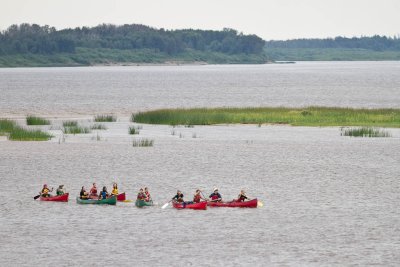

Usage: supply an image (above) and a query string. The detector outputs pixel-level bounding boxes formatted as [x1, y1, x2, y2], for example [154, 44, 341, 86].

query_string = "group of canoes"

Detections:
[36, 184, 260, 209]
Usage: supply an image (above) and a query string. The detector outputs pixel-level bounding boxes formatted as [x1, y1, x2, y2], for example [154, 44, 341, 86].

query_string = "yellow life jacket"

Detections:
[112, 188, 118, 195]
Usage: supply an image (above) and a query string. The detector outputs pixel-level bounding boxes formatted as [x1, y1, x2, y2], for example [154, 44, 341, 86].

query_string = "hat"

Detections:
[214, 188, 218, 191]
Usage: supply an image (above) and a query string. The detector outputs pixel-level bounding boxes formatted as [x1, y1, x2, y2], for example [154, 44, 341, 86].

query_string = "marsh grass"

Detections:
[0, 119, 16, 134]
[63, 121, 78, 127]
[91, 124, 107, 130]
[132, 138, 154, 147]
[63, 126, 91, 134]
[94, 114, 116, 122]
[132, 107, 400, 127]
[1, 119, 52, 140]
[26, 116, 50, 125]
[128, 126, 140, 135]
[340, 127, 391, 137]
[9, 127, 53, 141]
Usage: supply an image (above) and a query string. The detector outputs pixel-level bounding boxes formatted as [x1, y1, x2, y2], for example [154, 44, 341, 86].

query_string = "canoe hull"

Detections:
[40, 193, 69, 202]
[207, 198, 258, 208]
[76, 196, 117, 205]
[172, 201, 207, 210]
[135, 199, 153, 207]
[117, 192, 126, 201]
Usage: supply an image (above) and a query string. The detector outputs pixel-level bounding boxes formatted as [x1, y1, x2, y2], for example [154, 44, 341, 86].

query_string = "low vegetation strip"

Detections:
[26, 116, 50, 125]
[132, 107, 400, 127]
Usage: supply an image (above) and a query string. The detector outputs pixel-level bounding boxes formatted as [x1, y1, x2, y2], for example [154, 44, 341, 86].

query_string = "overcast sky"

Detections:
[1, 0, 399, 40]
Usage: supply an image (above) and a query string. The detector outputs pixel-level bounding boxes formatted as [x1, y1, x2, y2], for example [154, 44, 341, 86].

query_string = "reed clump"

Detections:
[26, 116, 50, 125]
[132, 107, 400, 127]
[340, 127, 391, 137]
[0, 119, 16, 134]
[1, 119, 52, 140]
[94, 114, 116, 122]
[63, 126, 91, 134]
[62, 121, 78, 127]
[128, 125, 141, 135]
[91, 124, 107, 130]
[132, 138, 154, 147]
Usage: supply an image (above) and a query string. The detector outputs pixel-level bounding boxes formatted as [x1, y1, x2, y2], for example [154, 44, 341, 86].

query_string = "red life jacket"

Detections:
[90, 187, 97, 195]
[211, 194, 219, 200]
[193, 194, 201, 203]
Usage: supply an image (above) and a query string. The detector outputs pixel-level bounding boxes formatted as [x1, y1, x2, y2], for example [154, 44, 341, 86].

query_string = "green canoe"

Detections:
[135, 199, 153, 207]
[76, 196, 117, 205]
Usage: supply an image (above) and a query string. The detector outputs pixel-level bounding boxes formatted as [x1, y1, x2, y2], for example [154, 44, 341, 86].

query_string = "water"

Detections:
[0, 62, 399, 266]
[1, 62, 400, 117]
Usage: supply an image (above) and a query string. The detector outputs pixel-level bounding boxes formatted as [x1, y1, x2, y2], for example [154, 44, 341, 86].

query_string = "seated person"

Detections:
[172, 190, 184, 203]
[111, 183, 118, 196]
[56, 185, 65, 196]
[193, 189, 207, 203]
[99, 186, 109, 200]
[237, 190, 249, 202]
[137, 188, 146, 200]
[89, 183, 98, 198]
[41, 184, 53, 198]
[144, 187, 151, 201]
[209, 188, 222, 202]
[80, 186, 89, 199]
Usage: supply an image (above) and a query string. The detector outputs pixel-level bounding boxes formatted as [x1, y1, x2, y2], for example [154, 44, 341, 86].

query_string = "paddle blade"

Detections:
[161, 202, 169, 209]
[33, 194, 41, 200]
[257, 201, 263, 207]
[123, 200, 133, 203]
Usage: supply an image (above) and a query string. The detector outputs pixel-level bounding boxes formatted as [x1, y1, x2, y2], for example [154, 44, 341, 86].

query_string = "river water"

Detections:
[0, 62, 399, 266]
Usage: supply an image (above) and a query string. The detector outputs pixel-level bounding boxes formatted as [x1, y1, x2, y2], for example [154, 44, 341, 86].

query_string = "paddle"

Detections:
[161, 200, 172, 209]
[33, 194, 41, 200]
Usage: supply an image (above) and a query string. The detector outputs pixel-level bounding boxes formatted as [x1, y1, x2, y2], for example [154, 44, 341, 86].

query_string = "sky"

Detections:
[1, 0, 400, 40]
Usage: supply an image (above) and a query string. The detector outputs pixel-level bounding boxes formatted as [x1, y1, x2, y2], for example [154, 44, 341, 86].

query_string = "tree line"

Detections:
[0, 23, 265, 56]
[266, 35, 400, 51]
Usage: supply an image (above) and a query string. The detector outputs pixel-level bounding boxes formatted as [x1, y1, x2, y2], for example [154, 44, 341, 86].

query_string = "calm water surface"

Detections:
[0, 62, 399, 266]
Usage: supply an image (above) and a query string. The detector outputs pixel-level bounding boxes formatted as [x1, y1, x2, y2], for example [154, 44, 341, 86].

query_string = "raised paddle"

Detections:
[161, 200, 172, 209]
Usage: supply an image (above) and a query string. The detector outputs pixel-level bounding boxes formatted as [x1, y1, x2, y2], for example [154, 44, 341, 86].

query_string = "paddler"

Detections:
[237, 189, 249, 202]
[89, 183, 98, 198]
[137, 188, 146, 200]
[56, 185, 65, 196]
[193, 189, 207, 203]
[98, 186, 109, 200]
[40, 184, 53, 198]
[144, 187, 151, 201]
[172, 190, 184, 203]
[80, 186, 89, 199]
[111, 183, 118, 196]
[209, 188, 222, 202]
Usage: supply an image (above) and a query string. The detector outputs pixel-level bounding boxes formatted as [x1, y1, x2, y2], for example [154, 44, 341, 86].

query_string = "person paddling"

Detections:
[193, 189, 207, 203]
[172, 190, 184, 203]
[137, 188, 146, 200]
[144, 187, 151, 201]
[111, 183, 118, 196]
[237, 190, 249, 202]
[89, 183, 98, 198]
[209, 188, 222, 202]
[99, 186, 109, 200]
[40, 184, 53, 198]
[80, 186, 89, 200]
[56, 185, 65, 196]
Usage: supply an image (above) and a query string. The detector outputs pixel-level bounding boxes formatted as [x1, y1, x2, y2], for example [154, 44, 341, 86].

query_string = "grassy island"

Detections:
[132, 107, 400, 127]
[0, 119, 53, 141]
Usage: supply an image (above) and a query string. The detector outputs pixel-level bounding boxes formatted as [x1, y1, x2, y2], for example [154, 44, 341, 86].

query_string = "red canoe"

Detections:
[117, 192, 126, 201]
[40, 193, 69, 202]
[172, 201, 207, 210]
[207, 198, 258, 208]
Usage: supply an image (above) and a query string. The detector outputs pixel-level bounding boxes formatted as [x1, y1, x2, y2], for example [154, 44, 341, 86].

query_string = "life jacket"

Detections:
[137, 192, 145, 200]
[210, 193, 220, 200]
[112, 188, 118, 195]
[193, 194, 201, 203]
[145, 192, 150, 200]
[90, 187, 97, 195]
[42, 188, 49, 194]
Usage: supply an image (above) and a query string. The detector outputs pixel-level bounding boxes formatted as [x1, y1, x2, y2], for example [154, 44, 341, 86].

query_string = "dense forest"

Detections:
[0, 23, 265, 56]
[266, 36, 400, 51]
